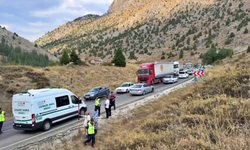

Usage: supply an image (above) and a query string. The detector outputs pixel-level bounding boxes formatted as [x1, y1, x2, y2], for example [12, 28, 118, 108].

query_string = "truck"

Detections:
[137, 61, 179, 85]
[12, 88, 87, 131]
[184, 62, 193, 75]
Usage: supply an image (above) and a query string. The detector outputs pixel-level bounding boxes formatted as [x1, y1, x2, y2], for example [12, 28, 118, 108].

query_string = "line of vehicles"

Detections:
[11, 61, 202, 132]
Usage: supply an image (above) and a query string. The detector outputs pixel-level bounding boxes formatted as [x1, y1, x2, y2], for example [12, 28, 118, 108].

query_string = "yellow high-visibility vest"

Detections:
[95, 98, 100, 106]
[0, 111, 5, 122]
[88, 122, 95, 134]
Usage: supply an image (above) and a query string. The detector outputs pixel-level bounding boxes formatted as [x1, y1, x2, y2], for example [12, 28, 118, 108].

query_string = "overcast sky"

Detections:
[0, 0, 113, 42]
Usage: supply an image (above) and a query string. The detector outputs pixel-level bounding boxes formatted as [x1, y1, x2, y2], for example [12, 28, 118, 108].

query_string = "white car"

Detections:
[179, 70, 189, 79]
[115, 82, 134, 93]
[163, 75, 178, 84]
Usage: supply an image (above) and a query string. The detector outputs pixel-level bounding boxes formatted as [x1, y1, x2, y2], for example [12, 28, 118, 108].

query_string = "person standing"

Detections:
[94, 97, 101, 117]
[105, 96, 110, 118]
[92, 111, 98, 134]
[194, 75, 198, 83]
[0, 107, 5, 134]
[84, 118, 95, 147]
[109, 91, 116, 110]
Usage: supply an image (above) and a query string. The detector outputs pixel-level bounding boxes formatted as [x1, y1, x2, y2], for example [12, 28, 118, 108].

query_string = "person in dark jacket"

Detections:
[109, 91, 116, 110]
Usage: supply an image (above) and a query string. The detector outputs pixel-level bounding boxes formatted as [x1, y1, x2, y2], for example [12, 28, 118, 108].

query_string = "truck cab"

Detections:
[137, 63, 157, 85]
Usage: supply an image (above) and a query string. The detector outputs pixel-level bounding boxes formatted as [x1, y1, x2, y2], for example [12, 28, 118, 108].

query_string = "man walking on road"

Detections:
[84, 118, 95, 147]
[94, 97, 101, 117]
[0, 107, 5, 134]
[105, 96, 110, 118]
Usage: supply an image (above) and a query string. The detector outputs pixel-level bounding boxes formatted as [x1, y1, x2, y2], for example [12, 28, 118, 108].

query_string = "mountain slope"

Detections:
[0, 27, 58, 62]
[35, 0, 250, 63]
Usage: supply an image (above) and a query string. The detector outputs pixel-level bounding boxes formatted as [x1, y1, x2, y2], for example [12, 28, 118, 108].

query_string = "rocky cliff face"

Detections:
[35, 0, 250, 64]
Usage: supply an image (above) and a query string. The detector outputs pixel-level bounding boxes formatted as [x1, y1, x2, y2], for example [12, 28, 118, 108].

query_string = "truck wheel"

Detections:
[42, 120, 52, 131]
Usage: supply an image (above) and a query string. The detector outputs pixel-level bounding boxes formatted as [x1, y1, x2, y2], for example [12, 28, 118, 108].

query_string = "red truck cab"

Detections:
[137, 63, 161, 85]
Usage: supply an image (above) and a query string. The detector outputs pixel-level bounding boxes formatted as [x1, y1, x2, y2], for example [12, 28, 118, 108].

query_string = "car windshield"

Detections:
[89, 88, 98, 92]
[120, 84, 130, 87]
[132, 85, 142, 88]
[137, 69, 149, 75]
[164, 75, 172, 78]
[179, 72, 185, 74]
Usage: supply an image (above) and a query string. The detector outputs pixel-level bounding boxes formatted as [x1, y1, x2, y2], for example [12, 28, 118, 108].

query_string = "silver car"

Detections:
[130, 83, 154, 95]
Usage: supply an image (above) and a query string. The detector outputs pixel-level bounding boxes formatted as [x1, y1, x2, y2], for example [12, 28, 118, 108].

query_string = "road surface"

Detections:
[0, 77, 192, 150]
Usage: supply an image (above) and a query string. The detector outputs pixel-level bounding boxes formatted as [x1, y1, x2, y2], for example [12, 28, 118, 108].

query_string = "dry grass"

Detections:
[0, 64, 138, 118]
[48, 53, 250, 150]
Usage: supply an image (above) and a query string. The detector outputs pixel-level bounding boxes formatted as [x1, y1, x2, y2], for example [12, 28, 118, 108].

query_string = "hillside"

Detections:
[0, 64, 138, 118]
[0, 26, 58, 64]
[44, 49, 250, 150]
[35, 0, 250, 63]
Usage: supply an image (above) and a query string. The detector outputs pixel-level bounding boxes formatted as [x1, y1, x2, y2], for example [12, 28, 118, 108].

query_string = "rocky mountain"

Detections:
[0, 26, 58, 62]
[35, 0, 250, 64]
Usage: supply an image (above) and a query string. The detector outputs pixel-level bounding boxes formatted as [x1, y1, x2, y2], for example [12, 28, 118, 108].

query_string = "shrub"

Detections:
[202, 48, 233, 64]
[161, 55, 165, 59]
[179, 49, 184, 59]
[48, 61, 60, 66]
[229, 32, 235, 38]
[247, 46, 250, 53]
[60, 50, 70, 65]
[225, 38, 233, 45]
[244, 28, 248, 34]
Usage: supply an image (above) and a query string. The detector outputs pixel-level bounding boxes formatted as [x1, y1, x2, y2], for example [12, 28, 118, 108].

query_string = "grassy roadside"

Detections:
[48, 54, 250, 149]
[0, 64, 138, 118]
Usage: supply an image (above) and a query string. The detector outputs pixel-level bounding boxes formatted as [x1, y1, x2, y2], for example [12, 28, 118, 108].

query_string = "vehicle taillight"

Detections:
[138, 89, 141, 91]
[31, 114, 36, 124]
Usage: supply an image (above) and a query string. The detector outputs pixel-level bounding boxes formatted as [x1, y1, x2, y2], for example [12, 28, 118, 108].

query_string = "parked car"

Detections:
[115, 82, 134, 93]
[130, 83, 154, 95]
[179, 70, 189, 79]
[84, 86, 110, 100]
[163, 75, 178, 84]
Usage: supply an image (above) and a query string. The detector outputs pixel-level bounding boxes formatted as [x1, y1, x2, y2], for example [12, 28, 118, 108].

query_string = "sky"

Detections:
[0, 0, 113, 42]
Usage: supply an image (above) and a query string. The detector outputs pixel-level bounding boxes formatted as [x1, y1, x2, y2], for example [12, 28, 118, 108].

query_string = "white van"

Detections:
[12, 88, 87, 131]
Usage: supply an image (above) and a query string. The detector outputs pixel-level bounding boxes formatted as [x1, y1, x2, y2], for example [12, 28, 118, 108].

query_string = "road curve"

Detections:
[0, 77, 193, 150]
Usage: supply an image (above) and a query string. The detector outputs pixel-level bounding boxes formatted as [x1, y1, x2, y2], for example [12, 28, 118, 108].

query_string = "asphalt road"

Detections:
[0, 77, 193, 150]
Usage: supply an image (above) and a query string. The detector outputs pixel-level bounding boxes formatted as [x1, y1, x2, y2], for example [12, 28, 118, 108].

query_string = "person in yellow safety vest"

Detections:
[84, 118, 95, 147]
[94, 97, 101, 117]
[0, 107, 5, 134]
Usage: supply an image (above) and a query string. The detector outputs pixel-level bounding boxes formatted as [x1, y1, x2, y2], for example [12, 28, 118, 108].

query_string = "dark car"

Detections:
[84, 86, 110, 100]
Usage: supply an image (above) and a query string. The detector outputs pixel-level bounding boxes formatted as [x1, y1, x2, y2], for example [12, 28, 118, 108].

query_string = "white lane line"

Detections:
[3, 129, 14, 132]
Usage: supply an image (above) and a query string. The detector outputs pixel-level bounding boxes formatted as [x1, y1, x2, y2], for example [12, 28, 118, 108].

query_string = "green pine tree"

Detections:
[60, 50, 70, 65]
[244, 28, 249, 34]
[179, 49, 184, 59]
[113, 47, 126, 67]
[70, 50, 82, 65]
